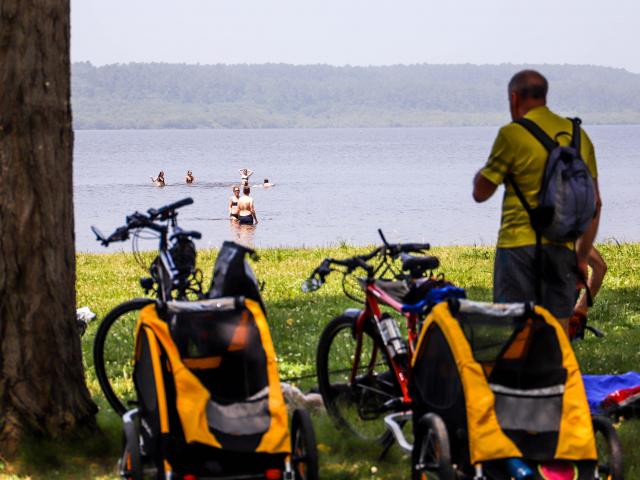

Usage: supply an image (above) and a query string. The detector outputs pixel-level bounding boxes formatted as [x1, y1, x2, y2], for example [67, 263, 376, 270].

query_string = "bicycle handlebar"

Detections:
[148, 197, 194, 220]
[301, 230, 434, 292]
[92, 197, 198, 247]
[378, 229, 430, 256]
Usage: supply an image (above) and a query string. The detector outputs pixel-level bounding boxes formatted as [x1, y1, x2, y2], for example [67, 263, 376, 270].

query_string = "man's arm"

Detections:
[473, 170, 499, 203]
[251, 201, 258, 224]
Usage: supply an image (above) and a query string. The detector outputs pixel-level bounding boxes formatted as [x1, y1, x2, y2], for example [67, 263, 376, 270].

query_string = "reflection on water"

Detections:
[230, 221, 257, 248]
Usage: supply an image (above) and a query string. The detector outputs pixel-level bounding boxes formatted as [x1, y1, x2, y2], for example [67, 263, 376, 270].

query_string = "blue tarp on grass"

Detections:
[582, 371, 640, 413]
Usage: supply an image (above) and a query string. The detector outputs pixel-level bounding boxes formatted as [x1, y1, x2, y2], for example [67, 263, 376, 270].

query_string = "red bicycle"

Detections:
[303, 231, 464, 442]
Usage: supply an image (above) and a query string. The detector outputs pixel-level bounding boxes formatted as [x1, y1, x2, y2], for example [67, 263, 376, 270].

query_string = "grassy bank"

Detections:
[3, 243, 640, 478]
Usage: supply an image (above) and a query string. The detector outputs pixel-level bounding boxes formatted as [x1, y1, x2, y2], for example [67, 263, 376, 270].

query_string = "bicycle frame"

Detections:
[351, 278, 421, 407]
[154, 247, 180, 302]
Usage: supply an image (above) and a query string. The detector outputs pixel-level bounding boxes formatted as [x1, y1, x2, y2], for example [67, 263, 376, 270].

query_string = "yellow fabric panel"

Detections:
[413, 303, 521, 464]
[142, 326, 170, 434]
[480, 106, 598, 248]
[245, 299, 292, 454]
[138, 305, 222, 448]
[534, 307, 597, 460]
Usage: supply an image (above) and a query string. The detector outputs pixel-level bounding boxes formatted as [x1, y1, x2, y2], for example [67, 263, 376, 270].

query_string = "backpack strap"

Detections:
[509, 117, 558, 304]
[570, 117, 582, 152]
[513, 118, 557, 152]
[506, 175, 532, 215]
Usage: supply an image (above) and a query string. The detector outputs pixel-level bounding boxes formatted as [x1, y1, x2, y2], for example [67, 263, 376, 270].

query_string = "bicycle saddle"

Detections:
[400, 254, 439, 277]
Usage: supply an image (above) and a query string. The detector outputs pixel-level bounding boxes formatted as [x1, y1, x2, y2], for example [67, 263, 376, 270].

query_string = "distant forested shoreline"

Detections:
[72, 62, 640, 129]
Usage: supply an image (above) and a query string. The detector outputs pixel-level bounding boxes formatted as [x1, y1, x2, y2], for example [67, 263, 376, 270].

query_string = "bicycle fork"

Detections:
[350, 310, 411, 407]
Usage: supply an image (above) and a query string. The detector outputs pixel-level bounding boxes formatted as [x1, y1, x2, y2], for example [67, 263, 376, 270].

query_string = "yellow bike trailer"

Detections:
[408, 300, 622, 480]
[120, 297, 317, 480]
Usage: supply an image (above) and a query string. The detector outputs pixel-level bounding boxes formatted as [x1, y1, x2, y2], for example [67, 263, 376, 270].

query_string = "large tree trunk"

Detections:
[0, 0, 97, 456]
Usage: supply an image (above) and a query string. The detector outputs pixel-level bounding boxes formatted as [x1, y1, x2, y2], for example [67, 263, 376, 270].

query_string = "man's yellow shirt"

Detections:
[481, 106, 598, 249]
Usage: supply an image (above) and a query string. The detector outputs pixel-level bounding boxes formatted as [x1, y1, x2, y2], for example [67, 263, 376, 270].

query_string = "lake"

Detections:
[75, 126, 640, 253]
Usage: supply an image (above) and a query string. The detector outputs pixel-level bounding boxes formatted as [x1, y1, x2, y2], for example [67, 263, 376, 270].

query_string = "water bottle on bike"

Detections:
[378, 313, 408, 359]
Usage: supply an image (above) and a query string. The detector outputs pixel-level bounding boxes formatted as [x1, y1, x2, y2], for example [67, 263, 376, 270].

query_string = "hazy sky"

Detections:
[71, 0, 640, 72]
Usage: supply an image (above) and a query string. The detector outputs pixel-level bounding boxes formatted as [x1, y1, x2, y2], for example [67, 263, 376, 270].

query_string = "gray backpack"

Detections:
[508, 117, 596, 243]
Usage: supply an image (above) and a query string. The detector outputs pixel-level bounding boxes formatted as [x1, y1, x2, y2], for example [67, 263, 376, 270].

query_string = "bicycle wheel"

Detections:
[94, 298, 155, 416]
[291, 408, 319, 480]
[592, 415, 623, 480]
[316, 314, 399, 442]
[412, 413, 454, 480]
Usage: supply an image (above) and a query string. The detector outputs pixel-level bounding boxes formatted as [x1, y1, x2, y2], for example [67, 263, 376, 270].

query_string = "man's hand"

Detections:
[473, 171, 498, 203]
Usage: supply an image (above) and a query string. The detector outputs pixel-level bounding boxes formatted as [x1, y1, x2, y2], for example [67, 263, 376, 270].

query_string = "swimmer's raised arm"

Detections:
[239, 168, 254, 178]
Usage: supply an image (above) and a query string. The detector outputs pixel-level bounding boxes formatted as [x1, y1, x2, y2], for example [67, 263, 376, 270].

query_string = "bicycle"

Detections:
[91, 197, 204, 415]
[303, 230, 464, 443]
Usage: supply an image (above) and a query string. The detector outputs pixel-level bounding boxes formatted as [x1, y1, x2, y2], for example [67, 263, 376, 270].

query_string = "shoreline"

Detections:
[73, 122, 640, 132]
[75, 239, 638, 256]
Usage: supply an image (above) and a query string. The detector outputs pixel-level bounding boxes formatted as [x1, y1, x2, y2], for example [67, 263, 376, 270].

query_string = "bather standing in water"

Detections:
[228, 185, 241, 220]
[185, 170, 194, 184]
[239, 168, 254, 184]
[151, 170, 165, 187]
[237, 186, 258, 225]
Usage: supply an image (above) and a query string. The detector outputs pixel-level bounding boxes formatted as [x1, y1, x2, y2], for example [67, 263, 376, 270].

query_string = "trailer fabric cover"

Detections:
[413, 301, 596, 464]
[136, 299, 291, 454]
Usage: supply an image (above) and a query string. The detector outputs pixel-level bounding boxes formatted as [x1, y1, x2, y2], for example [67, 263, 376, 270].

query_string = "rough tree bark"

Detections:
[0, 0, 97, 456]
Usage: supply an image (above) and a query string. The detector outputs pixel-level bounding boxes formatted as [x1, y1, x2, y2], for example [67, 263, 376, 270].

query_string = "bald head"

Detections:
[508, 70, 548, 120]
[508, 70, 548, 101]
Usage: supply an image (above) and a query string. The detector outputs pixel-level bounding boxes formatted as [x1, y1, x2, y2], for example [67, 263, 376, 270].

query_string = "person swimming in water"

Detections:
[151, 170, 165, 187]
[237, 186, 258, 225]
[254, 178, 274, 188]
[239, 168, 254, 183]
[228, 185, 241, 220]
[185, 170, 194, 184]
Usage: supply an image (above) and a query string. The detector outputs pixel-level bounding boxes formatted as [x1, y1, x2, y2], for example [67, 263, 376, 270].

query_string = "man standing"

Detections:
[472, 70, 601, 332]
[238, 186, 259, 225]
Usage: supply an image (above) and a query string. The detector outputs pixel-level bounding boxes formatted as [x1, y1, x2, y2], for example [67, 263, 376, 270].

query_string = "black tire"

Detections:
[593, 415, 624, 480]
[291, 408, 319, 480]
[412, 413, 455, 480]
[93, 298, 155, 415]
[316, 314, 398, 442]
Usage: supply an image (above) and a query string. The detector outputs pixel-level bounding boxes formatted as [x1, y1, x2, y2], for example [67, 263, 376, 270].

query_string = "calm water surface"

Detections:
[74, 126, 640, 253]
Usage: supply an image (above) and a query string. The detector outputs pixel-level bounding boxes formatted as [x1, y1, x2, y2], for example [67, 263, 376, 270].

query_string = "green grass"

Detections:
[2, 242, 640, 479]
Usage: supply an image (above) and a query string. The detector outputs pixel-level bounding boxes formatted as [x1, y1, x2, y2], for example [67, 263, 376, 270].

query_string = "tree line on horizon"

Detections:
[72, 62, 640, 129]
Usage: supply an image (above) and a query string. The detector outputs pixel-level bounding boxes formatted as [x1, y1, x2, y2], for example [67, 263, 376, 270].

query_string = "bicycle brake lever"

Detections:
[91, 226, 109, 246]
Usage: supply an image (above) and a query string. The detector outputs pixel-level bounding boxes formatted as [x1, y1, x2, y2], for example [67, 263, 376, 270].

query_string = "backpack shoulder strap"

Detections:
[505, 175, 532, 215]
[513, 118, 557, 152]
[570, 117, 582, 152]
